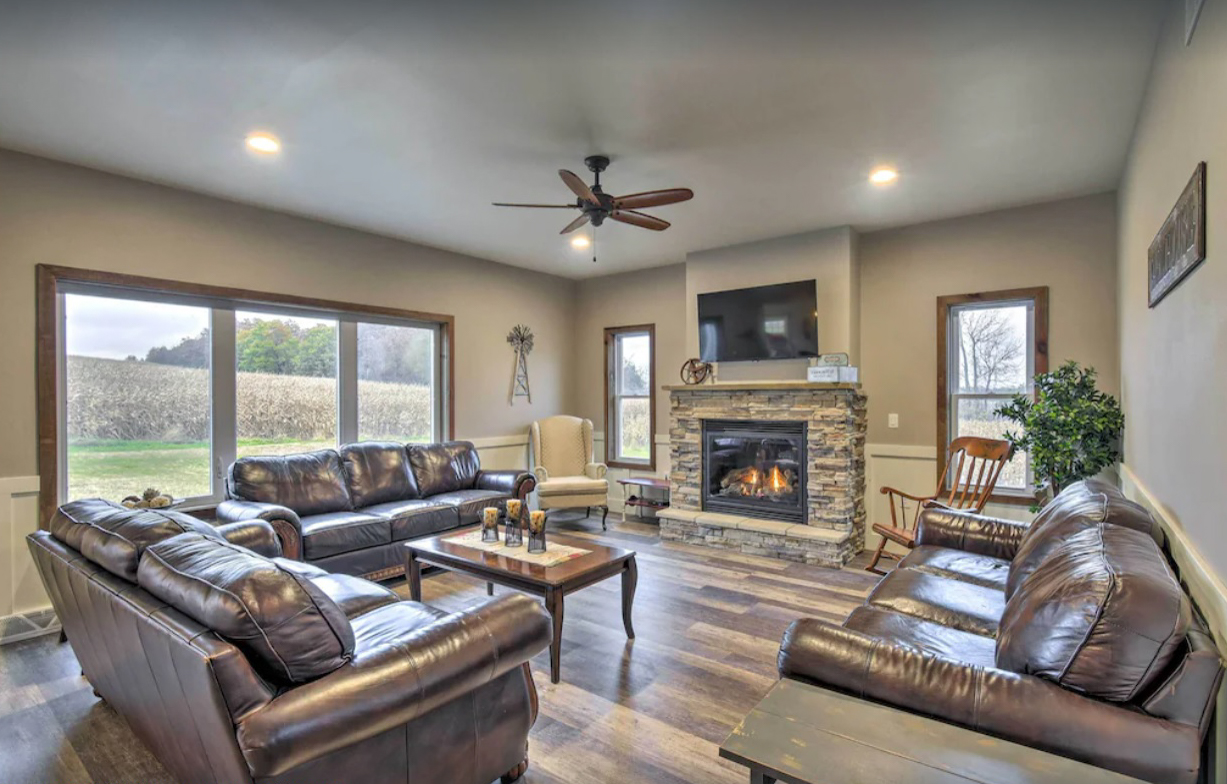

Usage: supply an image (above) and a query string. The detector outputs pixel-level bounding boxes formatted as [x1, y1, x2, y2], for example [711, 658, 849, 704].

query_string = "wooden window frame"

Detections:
[36, 264, 455, 526]
[936, 287, 1048, 505]
[604, 324, 657, 471]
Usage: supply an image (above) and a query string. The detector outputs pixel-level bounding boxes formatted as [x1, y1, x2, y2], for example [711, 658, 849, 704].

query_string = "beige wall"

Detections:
[859, 193, 1119, 445]
[0, 149, 577, 480]
[573, 263, 687, 438]
[685, 226, 859, 381]
[1118, 0, 1227, 583]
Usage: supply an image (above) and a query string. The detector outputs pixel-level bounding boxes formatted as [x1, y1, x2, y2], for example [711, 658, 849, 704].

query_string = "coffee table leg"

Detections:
[487, 582, 494, 596]
[750, 770, 776, 784]
[407, 551, 422, 602]
[622, 556, 637, 639]
[546, 588, 564, 684]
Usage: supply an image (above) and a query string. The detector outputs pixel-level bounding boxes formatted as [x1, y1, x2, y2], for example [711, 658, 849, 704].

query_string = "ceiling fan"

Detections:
[493, 155, 694, 235]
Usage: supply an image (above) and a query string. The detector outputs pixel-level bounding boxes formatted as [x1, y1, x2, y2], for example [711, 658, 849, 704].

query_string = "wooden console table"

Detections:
[720, 679, 1145, 784]
[616, 476, 670, 522]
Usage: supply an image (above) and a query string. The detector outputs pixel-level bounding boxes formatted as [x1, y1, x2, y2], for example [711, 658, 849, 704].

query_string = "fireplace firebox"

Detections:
[702, 419, 807, 523]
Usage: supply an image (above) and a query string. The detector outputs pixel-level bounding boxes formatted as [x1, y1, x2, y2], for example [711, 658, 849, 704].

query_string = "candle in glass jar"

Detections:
[482, 507, 499, 530]
[505, 499, 523, 524]
[529, 510, 546, 534]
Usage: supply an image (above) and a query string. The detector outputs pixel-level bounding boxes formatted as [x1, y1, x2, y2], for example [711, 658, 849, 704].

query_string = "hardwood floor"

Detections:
[0, 514, 879, 784]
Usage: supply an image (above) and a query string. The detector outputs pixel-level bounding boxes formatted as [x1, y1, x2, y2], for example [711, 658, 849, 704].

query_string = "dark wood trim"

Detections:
[36, 263, 456, 527]
[935, 286, 1048, 490]
[603, 324, 657, 472]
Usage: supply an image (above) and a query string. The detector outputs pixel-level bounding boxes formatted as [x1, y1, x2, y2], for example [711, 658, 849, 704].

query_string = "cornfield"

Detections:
[67, 356, 432, 442]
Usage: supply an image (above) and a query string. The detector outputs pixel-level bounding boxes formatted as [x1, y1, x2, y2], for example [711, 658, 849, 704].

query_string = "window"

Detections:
[937, 287, 1048, 496]
[357, 322, 438, 443]
[42, 266, 453, 517]
[605, 325, 655, 470]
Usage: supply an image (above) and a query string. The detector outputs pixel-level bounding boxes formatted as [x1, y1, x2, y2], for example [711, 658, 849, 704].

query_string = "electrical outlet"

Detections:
[888, 413, 899, 429]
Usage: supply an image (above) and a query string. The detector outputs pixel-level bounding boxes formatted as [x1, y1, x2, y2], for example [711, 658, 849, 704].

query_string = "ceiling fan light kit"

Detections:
[493, 155, 693, 263]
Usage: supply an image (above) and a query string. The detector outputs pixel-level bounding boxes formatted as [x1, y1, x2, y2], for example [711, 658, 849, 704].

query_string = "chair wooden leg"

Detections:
[500, 756, 529, 783]
[585, 506, 591, 518]
[601, 506, 609, 530]
[866, 536, 890, 575]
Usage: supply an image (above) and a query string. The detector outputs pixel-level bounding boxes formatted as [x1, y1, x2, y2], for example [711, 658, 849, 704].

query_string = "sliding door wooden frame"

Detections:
[36, 264, 456, 527]
[604, 324, 657, 472]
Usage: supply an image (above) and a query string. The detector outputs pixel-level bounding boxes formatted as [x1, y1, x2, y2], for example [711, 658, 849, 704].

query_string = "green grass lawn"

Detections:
[67, 438, 335, 502]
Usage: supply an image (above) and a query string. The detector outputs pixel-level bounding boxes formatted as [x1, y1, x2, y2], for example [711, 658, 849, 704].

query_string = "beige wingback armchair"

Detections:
[529, 416, 610, 529]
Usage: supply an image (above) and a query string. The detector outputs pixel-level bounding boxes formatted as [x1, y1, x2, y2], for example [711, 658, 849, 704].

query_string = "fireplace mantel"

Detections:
[661, 383, 867, 567]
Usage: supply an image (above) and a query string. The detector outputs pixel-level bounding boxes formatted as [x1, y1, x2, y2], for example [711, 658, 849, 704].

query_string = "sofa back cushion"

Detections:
[229, 450, 353, 516]
[49, 499, 224, 582]
[409, 441, 481, 497]
[997, 524, 1190, 702]
[340, 441, 419, 507]
[139, 533, 354, 684]
[1006, 480, 1163, 598]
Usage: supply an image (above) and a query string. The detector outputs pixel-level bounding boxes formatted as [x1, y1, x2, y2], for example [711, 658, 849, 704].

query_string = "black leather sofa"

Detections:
[217, 440, 535, 580]
[779, 480, 1224, 784]
[28, 499, 551, 784]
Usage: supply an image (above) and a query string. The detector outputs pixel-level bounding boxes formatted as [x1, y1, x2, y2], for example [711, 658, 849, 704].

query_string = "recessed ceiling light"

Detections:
[869, 166, 898, 185]
[245, 132, 281, 154]
[571, 235, 591, 249]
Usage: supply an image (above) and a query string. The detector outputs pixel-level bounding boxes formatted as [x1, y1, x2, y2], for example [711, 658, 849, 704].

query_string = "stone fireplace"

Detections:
[658, 381, 867, 567]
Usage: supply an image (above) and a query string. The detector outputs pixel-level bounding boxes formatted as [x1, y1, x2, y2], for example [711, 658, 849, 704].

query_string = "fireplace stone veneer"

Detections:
[659, 382, 867, 568]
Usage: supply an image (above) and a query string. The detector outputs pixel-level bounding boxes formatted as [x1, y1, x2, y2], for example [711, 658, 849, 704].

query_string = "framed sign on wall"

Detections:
[1148, 162, 1207, 308]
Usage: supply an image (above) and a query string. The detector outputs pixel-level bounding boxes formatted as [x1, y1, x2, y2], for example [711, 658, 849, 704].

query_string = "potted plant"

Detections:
[997, 360, 1124, 509]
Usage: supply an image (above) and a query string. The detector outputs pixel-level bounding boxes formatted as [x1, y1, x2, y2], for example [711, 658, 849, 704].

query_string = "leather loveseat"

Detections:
[217, 440, 535, 580]
[779, 480, 1224, 784]
[28, 499, 552, 784]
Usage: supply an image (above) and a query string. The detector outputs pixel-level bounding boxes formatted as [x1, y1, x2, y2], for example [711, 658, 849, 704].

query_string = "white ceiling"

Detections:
[0, 0, 1166, 278]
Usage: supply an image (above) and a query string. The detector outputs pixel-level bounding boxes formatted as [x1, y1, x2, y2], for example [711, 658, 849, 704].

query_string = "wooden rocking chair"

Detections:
[865, 436, 1014, 575]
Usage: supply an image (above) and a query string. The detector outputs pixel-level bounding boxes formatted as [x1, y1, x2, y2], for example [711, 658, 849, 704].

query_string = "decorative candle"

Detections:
[505, 499, 523, 526]
[529, 510, 546, 534]
[481, 507, 500, 542]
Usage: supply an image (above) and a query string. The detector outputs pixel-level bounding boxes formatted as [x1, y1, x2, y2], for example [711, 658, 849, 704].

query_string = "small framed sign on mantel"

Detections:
[1148, 162, 1207, 308]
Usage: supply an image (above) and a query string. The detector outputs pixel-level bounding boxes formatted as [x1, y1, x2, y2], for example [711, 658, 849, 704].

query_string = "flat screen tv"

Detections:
[698, 279, 818, 362]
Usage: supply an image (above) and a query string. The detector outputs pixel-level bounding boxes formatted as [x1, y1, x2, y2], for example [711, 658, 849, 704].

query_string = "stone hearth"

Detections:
[658, 381, 867, 567]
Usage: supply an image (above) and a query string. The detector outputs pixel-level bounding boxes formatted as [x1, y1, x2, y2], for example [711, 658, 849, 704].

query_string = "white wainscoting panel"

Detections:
[468, 434, 531, 472]
[1, 476, 53, 643]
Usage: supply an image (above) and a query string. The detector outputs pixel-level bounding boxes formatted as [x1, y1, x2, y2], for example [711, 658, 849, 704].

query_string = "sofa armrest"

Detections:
[914, 506, 1029, 560]
[474, 469, 535, 499]
[214, 519, 283, 558]
[235, 594, 551, 777]
[216, 500, 303, 561]
[584, 462, 608, 480]
[778, 618, 1201, 784]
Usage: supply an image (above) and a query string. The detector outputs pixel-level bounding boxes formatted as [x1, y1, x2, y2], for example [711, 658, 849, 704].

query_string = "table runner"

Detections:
[442, 530, 590, 567]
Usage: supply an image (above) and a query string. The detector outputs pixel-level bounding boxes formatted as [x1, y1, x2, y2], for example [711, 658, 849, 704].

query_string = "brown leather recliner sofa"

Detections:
[779, 480, 1224, 784]
[217, 440, 535, 580]
[28, 499, 551, 784]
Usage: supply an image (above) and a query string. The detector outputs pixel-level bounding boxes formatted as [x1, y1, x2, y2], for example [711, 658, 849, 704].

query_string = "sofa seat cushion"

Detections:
[899, 545, 1011, 591]
[430, 489, 512, 524]
[997, 524, 1191, 702]
[363, 499, 460, 541]
[867, 568, 1005, 638]
[536, 476, 609, 497]
[340, 442, 419, 508]
[138, 533, 354, 684]
[230, 450, 354, 517]
[843, 606, 997, 668]
[305, 573, 401, 619]
[409, 441, 481, 497]
[48, 498, 226, 581]
[301, 512, 391, 560]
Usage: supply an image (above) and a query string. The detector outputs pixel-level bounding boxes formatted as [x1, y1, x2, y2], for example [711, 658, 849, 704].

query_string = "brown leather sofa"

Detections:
[779, 480, 1223, 784]
[217, 440, 535, 580]
[29, 499, 551, 784]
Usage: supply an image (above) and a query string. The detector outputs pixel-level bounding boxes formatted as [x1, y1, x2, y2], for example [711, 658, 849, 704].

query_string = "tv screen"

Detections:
[698, 280, 818, 362]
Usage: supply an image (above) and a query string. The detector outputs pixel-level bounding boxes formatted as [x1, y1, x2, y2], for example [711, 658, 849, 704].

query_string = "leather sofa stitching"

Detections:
[1057, 525, 1114, 684]
[859, 638, 881, 698]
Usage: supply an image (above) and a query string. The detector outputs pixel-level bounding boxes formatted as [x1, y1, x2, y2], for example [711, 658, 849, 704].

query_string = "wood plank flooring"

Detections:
[0, 515, 879, 784]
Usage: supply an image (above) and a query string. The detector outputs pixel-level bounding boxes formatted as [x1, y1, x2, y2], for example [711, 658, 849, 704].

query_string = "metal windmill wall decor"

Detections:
[507, 324, 534, 404]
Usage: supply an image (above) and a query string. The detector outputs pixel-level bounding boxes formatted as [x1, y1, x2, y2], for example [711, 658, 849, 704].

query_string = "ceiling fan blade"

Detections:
[559, 169, 599, 204]
[612, 188, 694, 210]
[492, 202, 578, 208]
[610, 210, 670, 231]
[560, 213, 592, 234]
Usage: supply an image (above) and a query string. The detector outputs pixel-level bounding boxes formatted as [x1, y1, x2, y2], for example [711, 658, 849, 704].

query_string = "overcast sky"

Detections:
[65, 294, 333, 359]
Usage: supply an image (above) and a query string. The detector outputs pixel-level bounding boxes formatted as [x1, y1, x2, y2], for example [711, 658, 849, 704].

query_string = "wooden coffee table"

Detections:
[404, 526, 637, 684]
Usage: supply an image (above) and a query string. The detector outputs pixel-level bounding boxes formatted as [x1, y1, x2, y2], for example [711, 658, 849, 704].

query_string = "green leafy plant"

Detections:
[996, 360, 1124, 505]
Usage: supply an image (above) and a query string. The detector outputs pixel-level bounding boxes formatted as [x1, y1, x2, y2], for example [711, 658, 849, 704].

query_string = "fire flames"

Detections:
[719, 463, 796, 499]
